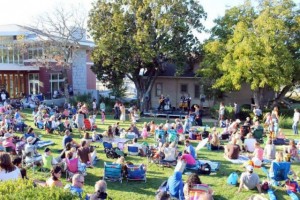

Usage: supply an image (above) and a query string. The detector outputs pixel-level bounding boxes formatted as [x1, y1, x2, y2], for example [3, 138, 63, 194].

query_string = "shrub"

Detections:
[0, 179, 80, 200]
[278, 116, 293, 129]
[70, 93, 93, 108]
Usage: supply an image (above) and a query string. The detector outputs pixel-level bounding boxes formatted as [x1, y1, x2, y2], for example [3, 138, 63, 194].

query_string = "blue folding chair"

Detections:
[126, 164, 146, 182]
[128, 146, 139, 156]
[103, 142, 113, 149]
[103, 162, 122, 183]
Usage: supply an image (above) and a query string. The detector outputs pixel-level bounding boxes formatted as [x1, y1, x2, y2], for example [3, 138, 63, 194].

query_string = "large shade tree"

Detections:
[199, 0, 300, 108]
[88, 0, 206, 110]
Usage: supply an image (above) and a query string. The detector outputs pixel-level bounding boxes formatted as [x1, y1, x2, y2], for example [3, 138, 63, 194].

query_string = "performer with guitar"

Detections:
[158, 94, 165, 111]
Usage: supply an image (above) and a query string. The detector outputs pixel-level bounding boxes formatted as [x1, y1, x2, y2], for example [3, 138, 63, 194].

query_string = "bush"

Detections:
[70, 93, 93, 108]
[279, 116, 293, 129]
[0, 179, 80, 200]
[209, 105, 251, 120]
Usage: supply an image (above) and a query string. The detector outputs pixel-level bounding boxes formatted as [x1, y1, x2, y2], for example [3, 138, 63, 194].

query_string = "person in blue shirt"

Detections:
[62, 130, 78, 149]
[184, 140, 197, 159]
[65, 174, 87, 199]
[166, 171, 184, 200]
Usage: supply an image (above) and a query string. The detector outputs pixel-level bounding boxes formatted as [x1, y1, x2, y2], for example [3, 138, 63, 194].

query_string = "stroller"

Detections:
[103, 142, 125, 159]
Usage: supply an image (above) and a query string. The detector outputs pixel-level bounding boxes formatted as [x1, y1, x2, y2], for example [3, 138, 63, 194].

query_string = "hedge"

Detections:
[0, 179, 80, 200]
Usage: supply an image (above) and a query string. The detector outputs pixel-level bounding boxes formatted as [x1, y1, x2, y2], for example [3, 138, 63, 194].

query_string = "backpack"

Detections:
[198, 163, 211, 175]
[261, 181, 269, 191]
[227, 172, 239, 185]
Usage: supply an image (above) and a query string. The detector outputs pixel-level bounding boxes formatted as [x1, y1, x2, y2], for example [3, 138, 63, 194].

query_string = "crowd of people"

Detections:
[0, 97, 300, 200]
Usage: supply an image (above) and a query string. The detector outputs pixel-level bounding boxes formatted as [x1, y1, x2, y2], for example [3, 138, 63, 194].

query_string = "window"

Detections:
[194, 84, 200, 98]
[50, 73, 65, 96]
[28, 73, 39, 95]
[156, 83, 163, 96]
[180, 84, 188, 93]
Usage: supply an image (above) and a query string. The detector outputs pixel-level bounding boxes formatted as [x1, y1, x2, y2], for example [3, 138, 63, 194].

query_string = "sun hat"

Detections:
[27, 136, 36, 144]
[3, 132, 13, 139]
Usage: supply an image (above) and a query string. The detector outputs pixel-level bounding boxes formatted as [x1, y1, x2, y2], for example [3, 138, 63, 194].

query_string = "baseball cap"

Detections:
[246, 165, 254, 172]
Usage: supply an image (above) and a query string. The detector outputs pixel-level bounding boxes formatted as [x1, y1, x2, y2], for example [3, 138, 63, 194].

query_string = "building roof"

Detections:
[0, 24, 94, 48]
[157, 63, 196, 77]
[0, 64, 39, 71]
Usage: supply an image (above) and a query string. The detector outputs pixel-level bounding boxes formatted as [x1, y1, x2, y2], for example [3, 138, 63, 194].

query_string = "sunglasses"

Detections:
[78, 180, 84, 184]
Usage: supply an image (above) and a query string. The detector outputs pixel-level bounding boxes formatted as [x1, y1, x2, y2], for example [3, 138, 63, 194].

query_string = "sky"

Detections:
[0, 0, 299, 41]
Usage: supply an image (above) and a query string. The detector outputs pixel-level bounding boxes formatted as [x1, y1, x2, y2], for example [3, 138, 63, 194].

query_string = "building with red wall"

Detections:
[0, 24, 95, 99]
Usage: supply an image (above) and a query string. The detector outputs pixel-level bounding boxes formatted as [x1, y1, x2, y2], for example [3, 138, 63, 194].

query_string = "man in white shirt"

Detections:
[292, 109, 300, 135]
[253, 106, 262, 118]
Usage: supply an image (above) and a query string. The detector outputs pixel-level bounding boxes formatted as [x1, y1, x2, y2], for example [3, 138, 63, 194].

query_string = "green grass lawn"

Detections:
[16, 109, 300, 200]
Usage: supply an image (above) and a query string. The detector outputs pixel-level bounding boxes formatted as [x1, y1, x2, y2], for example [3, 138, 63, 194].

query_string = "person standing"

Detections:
[158, 94, 165, 111]
[292, 109, 300, 135]
[219, 102, 225, 121]
[92, 99, 97, 114]
[119, 103, 126, 122]
[234, 103, 240, 120]
[113, 101, 120, 119]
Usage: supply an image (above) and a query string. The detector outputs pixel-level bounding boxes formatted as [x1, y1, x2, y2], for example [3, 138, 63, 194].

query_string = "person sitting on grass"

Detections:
[244, 133, 256, 153]
[263, 139, 276, 160]
[44, 147, 62, 167]
[64, 174, 86, 199]
[224, 138, 240, 159]
[285, 139, 299, 162]
[183, 173, 214, 200]
[46, 166, 63, 188]
[62, 130, 79, 149]
[128, 138, 145, 156]
[166, 171, 184, 200]
[12, 157, 27, 179]
[181, 151, 197, 168]
[184, 140, 196, 159]
[77, 140, 94, 168]
[90, 180, 109, 200]
[0, 153, 21, 181]
[238, 165, 262, 194]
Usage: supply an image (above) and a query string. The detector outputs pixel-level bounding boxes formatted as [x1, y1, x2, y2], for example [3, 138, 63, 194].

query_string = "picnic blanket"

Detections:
[198, 160, 220, 172]
[102, 137, 129, 144]
[196, 138, 209, 151]
[36, 141, 54, 148]
[225, 155, 249, 164]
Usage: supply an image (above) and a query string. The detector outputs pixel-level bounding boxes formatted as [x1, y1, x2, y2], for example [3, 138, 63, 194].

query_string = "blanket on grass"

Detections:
[225, 155, 249, 164]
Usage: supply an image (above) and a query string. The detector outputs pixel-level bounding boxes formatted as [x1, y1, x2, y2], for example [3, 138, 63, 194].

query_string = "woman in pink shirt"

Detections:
[2, 133, 16, 151]
[181, 153, 196, 168]
[253, 142, 264, 161]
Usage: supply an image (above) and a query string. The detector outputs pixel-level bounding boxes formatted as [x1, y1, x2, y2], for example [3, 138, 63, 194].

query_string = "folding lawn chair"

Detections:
[128, 146, 139, 156]
[103, 162, 122, 183]
[65, 158, 86, 179]
[262, 162, 291, 186]
[253, 128, 264, 143]
[126, 164, 146, 182]
[84, 119, 92, 131]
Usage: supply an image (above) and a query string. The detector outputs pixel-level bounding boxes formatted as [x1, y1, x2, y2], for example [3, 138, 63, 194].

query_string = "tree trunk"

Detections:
[272, 85, 293, 104]
[253, 88, 264, 108]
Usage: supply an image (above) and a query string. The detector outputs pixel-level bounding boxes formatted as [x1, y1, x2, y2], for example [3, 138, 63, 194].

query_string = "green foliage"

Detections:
[0, 179, 79, 200]
[70, 93, 93, 107]
[199, 0, 300, 106]
[279, 115, 293, 129]
[88, 0, 207, 108]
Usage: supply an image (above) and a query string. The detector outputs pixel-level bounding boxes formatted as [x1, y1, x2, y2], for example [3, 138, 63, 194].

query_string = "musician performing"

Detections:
[158, 94, 166, 111]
